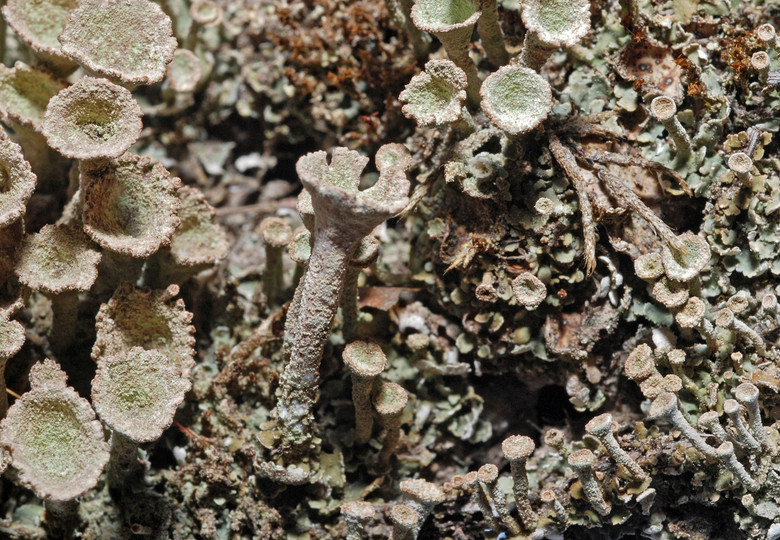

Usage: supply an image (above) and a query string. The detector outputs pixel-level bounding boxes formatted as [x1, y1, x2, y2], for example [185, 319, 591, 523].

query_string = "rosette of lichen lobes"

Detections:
[480, 65, 552, 136]
[92, 347, 190, 443]
[42, 76, 142, 160]
[0, 359, 110, 501]
[1, 0, 80, 73]
[81, 153, 181, 258]
[0, 63, 68, 131]
[58, 0, 177, 86]
[14, 224, 101, 295]
[92, 283, 196, 377]
[0, 134, 37, 227]
[399, 59, 467, 127]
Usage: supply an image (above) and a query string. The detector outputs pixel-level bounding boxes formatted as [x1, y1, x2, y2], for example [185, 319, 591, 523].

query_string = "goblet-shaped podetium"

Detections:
[0, 63, 68, 190]
[145, 185, 229, 288]
[518, 0, 591, 71]
[277, 145, 410, 457]
[0, 359, 109, 537]
[92, 347, 190, 491]
[15, 224, 101, 352]
[92, 283, 196, 378]
[411, 0, 482, 104]
[0, 131, 36, 228]
[399, 59, 473, 134]
[0, 312, 25, 417]
[2, 0, 81, 75]
[81, 153, 181, 287]
[59, 0, 177, 87]
[480, 65, 553, 137]
[42, 77, 143, 161]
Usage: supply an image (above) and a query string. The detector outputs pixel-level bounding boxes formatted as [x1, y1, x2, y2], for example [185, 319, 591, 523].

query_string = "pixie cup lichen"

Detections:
[277, 145, 410, 457]
[410, 0, 482, 103]
[0, 359, 109, 535]
[518, 0, 591, 71]
[2, 0, 80, 75]
[14, 223, 101, 351]
[0, 134, 36, 227]
[480, 65, 552, 136]
[92, 346, 190, 490]
[42, 77, 143, 160]
[399, 59, 471, 131]
[59, 0, 177, 86]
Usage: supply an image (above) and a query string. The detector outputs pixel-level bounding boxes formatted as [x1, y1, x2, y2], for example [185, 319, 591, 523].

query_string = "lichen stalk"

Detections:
[277, 228, 355, 456]
[341, 266, 362, 343]
[49, 290, 78, 353]
[477, 0, 508, 66]
[107, 430, 141, 491]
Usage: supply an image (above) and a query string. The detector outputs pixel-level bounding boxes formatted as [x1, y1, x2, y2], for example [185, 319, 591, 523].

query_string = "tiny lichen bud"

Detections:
[716, 442, 759, 491]
[541, 489, 568, 523]
[650, 96, 692, 159]
[723, 398, 761, 453]
[698, 411, 730, 443]
[544, 427, 569, 457]
[42, 77, 143, 160]
[675, 296, 706, 328]
[390, 503, 419, 540]
[751, 52, 770, 80]
[756, 24, 777, 50]
[652, 278, 689, 309]
[567, 449, 611, 516]
[634, 252, 665, 281]
[661, 233, 711, 282]
[728, 152, 753, 184]
[400, 478, 446, 527]
[715, 308, 767, 357]
[624, 344, 656, 382]
[260, 216, 292, 305]
[480, 65, 552, 136]
[343, 340, 387, 445]
[399, 59, 469, 128]
[512, 271, 547, 309]
[477, 463, 521, 535]
[410, 0, 482, 103]
[734, 383, 767, 449]
[502, 434, 538, 529]
[518, 0, 591, 70]
[727, 293, 750, 315]
[341, 501, 375, 540]
[639, 373, 665, 399]
[650, 392, 717, 458]
[585, 413, 647, 481]
[374, 382, 408, 466]
[59, 0, 178, 86]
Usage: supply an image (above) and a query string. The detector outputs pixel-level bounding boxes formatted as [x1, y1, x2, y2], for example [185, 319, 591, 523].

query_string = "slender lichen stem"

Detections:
[277, 228, 356, 456]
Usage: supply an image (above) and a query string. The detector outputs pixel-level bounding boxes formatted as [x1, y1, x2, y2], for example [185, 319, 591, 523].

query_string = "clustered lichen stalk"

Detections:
[276, 146, 410, 458]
